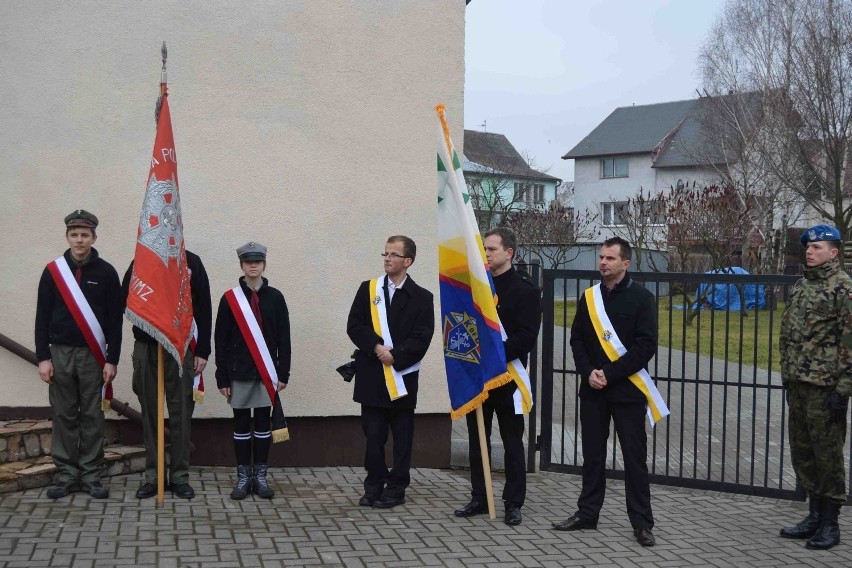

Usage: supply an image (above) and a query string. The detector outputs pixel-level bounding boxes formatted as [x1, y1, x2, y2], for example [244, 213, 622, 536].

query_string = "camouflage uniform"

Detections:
[779, 257, 852, 505]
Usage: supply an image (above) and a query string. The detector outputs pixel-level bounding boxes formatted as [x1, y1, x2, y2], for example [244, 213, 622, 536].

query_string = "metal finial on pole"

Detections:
[160, 41, 168, 92]
[155, 42, 168, 124]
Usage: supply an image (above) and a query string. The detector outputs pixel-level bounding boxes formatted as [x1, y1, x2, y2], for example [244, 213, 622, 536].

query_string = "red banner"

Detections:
[125, 92, 193, 371]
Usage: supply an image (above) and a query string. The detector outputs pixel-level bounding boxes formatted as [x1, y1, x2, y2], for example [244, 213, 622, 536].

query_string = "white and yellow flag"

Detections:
[436, 104, 533, 419]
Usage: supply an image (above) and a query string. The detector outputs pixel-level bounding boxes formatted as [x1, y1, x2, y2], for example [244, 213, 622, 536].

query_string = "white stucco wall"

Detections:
[0, 1, 465, 417]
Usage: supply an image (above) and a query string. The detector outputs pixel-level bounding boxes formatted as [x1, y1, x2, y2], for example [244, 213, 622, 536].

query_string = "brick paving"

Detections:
[1, 466, 851, 567]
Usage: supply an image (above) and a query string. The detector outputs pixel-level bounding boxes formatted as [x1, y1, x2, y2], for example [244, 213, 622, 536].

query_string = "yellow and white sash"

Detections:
[369, 276, 420, 400]
[584, 285, 669, 426]
[498, 321, 533, 415]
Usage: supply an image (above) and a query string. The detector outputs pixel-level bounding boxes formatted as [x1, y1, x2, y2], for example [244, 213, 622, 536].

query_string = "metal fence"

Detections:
[540, 269, 852, 501]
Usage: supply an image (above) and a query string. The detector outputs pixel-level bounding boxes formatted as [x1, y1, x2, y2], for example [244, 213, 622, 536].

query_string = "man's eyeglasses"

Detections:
[381, 253, 409, 260]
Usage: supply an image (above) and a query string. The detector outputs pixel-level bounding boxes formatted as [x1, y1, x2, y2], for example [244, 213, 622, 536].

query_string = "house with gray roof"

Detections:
[463, 129, 561, 231]
[563, 97, 730, 242]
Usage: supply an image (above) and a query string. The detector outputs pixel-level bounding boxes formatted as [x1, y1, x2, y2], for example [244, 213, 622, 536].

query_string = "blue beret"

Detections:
[800, 224, 841, 245]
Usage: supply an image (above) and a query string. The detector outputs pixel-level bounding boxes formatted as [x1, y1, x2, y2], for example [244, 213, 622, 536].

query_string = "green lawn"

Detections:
[553, 297, 784, 370]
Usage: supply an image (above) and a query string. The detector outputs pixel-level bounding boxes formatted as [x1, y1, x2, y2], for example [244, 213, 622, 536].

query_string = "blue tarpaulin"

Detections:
[694, 266, 765, 311]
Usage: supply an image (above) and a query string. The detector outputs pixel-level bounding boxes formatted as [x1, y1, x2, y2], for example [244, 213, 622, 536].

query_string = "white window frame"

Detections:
[514, 182, 546, 206]
[601, 157, 629, 179]
[601, 201, 629, 226]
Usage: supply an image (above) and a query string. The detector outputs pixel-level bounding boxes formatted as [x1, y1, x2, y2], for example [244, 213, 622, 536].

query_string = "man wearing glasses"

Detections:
[346, 235, 435, 509]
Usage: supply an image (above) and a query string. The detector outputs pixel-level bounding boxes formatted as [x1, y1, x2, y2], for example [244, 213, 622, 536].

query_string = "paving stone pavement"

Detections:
[1, 466, 851, 567]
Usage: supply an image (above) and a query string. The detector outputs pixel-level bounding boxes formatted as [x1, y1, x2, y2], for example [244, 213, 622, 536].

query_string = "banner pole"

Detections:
[157, 343, 165, 505]
[476, 406, 496, 520]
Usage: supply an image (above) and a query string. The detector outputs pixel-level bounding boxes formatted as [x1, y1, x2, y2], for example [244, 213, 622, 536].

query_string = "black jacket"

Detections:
[489, 266, 541, 406]
[214, 277, 291, 388]
[121, 250, 212, 359]
[347, 274, 434, 409]
[35, 248, 123, 364]
[570, 275, 657, 404]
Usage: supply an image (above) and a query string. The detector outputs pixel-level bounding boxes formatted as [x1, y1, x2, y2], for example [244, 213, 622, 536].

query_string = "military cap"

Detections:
[800, 224, 842, 245]
[237, 241, 267, 261]
[64, 209, 99, 229]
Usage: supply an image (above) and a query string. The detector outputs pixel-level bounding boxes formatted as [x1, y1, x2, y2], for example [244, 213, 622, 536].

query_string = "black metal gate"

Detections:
[538, 269, 852, 501]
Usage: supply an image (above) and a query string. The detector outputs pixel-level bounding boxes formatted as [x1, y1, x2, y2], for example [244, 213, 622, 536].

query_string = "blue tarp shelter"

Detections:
[695, 266, 765, 311]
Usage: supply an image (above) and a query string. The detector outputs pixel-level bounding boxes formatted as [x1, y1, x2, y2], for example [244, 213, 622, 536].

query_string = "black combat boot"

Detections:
[252, 464, 274, 499]
[230, 465, 253, 500]
[806, 502, 841, 550]
[780, 497, 822, 539]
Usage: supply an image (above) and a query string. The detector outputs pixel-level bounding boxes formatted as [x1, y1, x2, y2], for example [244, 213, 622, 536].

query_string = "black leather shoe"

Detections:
[780, 512, 822, 539]
[504, 506, 522, 526]
[81, 481, 109, 499]
[634, 527, 655, 547]
[359, 494, 379, 507]
[170, 483, 195, 499]
[454, 500, 488, 517]
[551, 514, 598, 531]
[46, 481, 75, 499]
[135, 482, 157, 499]
[806, 522, 840, 550]
[373, 495, 405, 509]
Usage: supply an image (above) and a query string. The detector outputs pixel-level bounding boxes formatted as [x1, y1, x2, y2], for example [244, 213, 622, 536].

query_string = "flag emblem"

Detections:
[138, 175, 183, 266]
[602, 329, 613, 341]
[443, 312, 480, 364]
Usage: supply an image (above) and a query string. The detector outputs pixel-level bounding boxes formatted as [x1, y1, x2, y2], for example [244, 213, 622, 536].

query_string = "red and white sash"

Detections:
[224, 286, 278, 403]
[189, 318, 204, 402]
[46, 256, 112, 409]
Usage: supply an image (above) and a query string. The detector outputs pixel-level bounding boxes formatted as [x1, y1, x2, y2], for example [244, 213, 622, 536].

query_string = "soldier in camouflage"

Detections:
[779, 224, 851, 551]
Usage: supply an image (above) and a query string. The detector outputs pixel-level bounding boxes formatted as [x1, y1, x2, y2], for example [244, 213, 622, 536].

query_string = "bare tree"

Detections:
[688, 92, 806, 273]
[464, 138, 560, 232]
[500, 204, 598, 269]
[665, 183, 754, 272]
[466, 170, 526, 233]
[555, 180, 575, 209]
[603, 187, 668, 272]
[662, 183, 756, 322]
[698, 0, 852, 265]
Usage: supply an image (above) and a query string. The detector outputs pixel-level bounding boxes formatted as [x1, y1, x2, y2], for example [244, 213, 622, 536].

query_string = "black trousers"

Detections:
[361, 405, 414, 499]
[577, 397, 654, 529]
[465, 400, 526, 508]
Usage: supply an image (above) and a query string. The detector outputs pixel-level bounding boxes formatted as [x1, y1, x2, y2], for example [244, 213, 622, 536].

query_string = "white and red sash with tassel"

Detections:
[46, 256, 113, 411]
[223, 286, 279, 402]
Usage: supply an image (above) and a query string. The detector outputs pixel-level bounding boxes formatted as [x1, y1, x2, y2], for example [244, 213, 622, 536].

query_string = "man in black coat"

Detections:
[553, 236, 659, 547]
[454, 228, 540, 525]
[121, 249, 212, 500]
[346, 235, 434, 509]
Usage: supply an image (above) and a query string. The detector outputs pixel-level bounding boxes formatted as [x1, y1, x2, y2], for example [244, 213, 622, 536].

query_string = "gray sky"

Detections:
[464, 0, 726, 183]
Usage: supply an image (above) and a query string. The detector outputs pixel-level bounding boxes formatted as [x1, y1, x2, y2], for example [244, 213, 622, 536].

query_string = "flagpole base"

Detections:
[475, 406, 497, 520]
